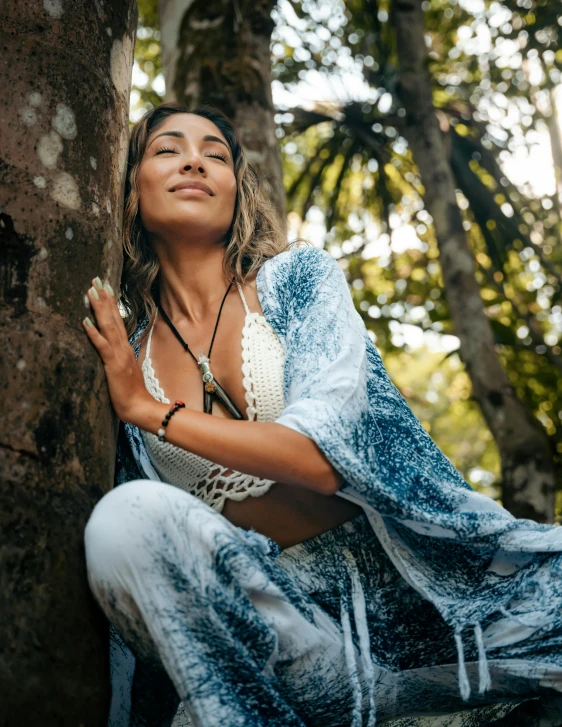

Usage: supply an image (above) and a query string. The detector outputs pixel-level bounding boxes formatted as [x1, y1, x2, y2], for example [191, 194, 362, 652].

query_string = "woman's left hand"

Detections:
[82, 277, 152, 423]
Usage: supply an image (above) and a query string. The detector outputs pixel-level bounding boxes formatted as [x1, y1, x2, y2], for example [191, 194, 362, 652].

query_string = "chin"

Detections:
[161, 216, 232, 243]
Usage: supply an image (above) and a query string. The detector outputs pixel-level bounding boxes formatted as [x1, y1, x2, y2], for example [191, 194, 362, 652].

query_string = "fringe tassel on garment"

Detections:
[454, 578, 556, 702]
[454, 622, 492, 701]
[454, 625, 471, 701]
[341, 596, 364, 727]
[342, 548, 377, 727]
[474, 622, 491, 694]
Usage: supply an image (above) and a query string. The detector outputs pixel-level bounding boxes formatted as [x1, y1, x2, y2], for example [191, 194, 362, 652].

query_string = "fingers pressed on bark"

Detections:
[82, 316, 110, 356]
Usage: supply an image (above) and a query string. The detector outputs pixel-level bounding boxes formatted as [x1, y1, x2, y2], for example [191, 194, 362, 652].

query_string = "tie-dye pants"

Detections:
[84, 479, 562, 727]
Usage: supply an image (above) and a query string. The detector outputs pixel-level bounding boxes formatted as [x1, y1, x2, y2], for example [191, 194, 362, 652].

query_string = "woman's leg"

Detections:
[277, 511, 562, 726]
[84, 480, 365, 727]
[105, 620, 184, 727]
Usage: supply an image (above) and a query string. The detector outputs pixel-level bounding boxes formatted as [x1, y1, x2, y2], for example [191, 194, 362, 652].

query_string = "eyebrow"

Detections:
[147, 131, 230, 152]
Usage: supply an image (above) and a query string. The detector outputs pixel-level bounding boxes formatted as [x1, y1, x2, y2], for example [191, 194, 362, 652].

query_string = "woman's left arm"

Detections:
[82, 277, 342, 495]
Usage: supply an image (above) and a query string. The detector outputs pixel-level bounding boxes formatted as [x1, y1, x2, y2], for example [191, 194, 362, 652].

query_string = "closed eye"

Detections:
[154, 147, 229, 162]
[207, 152, 229, 162]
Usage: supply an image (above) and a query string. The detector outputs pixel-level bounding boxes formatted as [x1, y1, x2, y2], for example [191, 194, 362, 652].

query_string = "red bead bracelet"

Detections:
[157, 400, 185, 442]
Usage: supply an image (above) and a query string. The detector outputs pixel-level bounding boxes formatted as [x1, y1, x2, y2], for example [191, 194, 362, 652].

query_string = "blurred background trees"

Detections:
[392, 0, 557, 522]
[131, 0, 562, 519]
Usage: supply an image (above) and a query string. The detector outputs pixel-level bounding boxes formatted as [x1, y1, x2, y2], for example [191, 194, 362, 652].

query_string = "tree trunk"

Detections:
[547, 86, 562, 205]
[159, 0, 286, 224]
[392, 0, 557, 523]
[0, 2, 136, 724]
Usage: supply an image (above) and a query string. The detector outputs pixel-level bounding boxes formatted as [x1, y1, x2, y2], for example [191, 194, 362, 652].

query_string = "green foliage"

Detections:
[383, 347, 500, 495]
[131, 0, 164, 121]
[272, 0, 562, 496]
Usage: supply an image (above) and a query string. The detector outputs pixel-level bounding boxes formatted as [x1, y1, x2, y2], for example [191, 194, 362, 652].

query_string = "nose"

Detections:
[181, 145, 206, 174]
[183, 160, 205, 173]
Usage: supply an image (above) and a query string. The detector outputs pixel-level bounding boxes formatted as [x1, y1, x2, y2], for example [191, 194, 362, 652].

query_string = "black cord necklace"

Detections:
[157, 281, 244, 420]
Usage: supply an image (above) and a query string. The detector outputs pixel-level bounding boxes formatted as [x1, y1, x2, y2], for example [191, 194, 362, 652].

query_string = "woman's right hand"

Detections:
[82, 277, 154, 423]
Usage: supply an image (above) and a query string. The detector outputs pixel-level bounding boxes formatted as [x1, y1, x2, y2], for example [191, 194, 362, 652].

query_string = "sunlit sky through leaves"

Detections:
[268, 0, 562, 353]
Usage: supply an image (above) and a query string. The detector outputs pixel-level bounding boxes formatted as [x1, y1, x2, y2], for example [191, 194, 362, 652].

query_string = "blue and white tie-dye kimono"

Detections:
[112, 245, 562, 723]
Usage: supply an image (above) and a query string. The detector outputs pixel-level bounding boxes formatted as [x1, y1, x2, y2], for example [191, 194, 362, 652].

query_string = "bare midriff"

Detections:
[222, 485, 363, 549]
[138, 280, 363, 550]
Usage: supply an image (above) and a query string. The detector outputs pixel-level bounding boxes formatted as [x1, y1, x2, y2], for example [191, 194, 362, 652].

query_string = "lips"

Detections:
[169, 180, 214, 196]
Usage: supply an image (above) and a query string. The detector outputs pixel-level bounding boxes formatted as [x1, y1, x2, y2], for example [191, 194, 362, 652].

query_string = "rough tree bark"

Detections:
[0, 2, 136, 724]
[159, 0, 286, 224]
[392, 0, 557, 522]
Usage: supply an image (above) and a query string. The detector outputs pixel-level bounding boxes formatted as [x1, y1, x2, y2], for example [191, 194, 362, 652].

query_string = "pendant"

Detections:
[197, 354, 215, 390]
[196, 353, 244, 420]
[197, 355, 215, 412]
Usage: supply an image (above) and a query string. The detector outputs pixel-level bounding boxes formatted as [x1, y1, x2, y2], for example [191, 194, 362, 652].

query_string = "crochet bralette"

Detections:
[141, 282, 286, 512]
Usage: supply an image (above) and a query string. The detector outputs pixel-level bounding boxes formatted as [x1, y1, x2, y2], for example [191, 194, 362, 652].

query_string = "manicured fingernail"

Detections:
[105, 282, 115, 296]
[83, 294, 90, 308]
[94, 277, 104, 291]
[89, 286, 99, 300]
[84, 317, 94, 328]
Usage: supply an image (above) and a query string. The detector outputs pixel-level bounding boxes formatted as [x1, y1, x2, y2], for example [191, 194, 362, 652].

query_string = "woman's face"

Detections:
[137, 113, 237, 246]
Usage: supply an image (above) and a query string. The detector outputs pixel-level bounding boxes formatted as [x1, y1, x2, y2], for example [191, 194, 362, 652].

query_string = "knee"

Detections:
[84, 480, 191, 591]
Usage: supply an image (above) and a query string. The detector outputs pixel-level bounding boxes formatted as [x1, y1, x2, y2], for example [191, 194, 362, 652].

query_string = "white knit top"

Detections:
[141, 283, 286, 512]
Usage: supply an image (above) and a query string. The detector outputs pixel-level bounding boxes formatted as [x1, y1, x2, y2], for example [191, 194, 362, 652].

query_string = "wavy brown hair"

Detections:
[120, 102, 289, 337]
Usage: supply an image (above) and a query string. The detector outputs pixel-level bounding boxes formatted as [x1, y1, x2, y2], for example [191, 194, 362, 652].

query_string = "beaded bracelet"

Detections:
[157, 400, 185, 442]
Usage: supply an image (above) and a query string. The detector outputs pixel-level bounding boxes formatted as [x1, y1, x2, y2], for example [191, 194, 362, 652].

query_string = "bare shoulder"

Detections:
[239, 269, 263, 315]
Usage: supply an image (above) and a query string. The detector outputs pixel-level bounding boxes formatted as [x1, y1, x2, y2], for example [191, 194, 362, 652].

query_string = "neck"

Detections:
[155, 237, 232, 323]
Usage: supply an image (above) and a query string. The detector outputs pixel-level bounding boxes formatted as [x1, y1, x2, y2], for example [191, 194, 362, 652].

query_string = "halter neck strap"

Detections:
[236, 282, 251, 317]
[146, 309, 158, 360]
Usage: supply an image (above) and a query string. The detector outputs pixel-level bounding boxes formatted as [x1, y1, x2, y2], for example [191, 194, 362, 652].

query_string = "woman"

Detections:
[83, 103, 562, 727]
